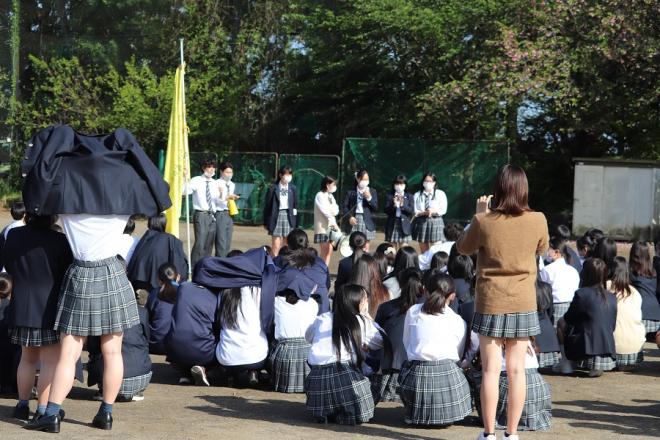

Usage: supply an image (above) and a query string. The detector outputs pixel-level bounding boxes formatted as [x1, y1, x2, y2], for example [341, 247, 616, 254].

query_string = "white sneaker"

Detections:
[191, 365, 210, 386]
[502, 435, 519, 440]
[476, 433, 497, 440]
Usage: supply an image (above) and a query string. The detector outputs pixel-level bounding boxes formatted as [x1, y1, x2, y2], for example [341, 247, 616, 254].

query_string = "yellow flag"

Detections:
[163, 65, 190, 237]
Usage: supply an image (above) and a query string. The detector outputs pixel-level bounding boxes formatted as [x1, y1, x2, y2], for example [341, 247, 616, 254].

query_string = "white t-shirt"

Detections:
[216, 286, 268, 366]
[60, 214, 130, 261]
[306, 312, 384, 366]
[274, 296, 319, 340]
[115, 234, 140, 264]
[403, 303, 466, 361]
[539, 258, 580, 303]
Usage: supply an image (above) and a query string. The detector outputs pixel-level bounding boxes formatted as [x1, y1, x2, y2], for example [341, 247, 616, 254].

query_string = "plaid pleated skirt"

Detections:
[305, 362, 375, 425]
[615, 351, 644, 367]
[496, 369, 552, 432]
[270, 210, 292, 237]
[10, 327, 59, 347]
[642, 319, 660, 334]
[472, 311, 540, 339]
[118, 371, 152, 398]
[351, 214, 376, 241]
[552, 302, 571, 328]
[412, 216, 445, 243]
[314, 233, 330, 243]
[537, 352, 561, 368]
[54, 256, 140, 336]
[370, 369, 400, 403]
[398, 359, 472, 426]
[386, 218, 411, 243]
[269, 337, 311, 393]
[577, 355, 616, 372]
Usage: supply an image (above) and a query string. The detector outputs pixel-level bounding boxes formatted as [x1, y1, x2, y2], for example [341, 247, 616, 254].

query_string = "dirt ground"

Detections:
[0, 211, 658, 439]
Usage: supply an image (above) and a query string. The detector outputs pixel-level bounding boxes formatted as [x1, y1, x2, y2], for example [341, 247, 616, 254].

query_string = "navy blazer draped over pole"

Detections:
[263, 183, 297, 233]
[274, 255, 331, 313]
[341, 189, 379, 232]
[21, 125, 171, 216]
[127, 229, 189, 290]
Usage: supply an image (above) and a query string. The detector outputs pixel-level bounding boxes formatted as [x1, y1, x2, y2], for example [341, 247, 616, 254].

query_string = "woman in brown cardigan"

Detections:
[457, 165, 549, 440]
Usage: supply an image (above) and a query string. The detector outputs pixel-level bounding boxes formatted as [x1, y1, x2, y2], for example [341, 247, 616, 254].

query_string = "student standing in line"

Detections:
[341, 170, 378, 252]
[185, 157, 220, 268]
[264, 165, 298, 257]
[214, 162, 239, 258]
[384, 175, 414, 249]
[313, 176, 340, 266]
[412, 173, 448, 253]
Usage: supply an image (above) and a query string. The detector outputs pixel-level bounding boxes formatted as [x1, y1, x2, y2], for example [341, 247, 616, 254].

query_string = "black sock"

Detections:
[504, 433, 513, 438]
[483, 433, 495, 438]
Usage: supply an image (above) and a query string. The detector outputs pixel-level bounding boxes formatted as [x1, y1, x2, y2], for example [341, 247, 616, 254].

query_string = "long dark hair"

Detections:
[285, 229, 316, 268]
[25, 213, 56, 229]
[548, 235, 572, 265]
[535, 278, 553, 314]
[610, 256, 632, 299]
[422, 272, 455, 315]
[220, 287, 244, 329]
[320, 175, 336, 192]
[148, 213, 167, 232]
[350, 254, 390, 318]
[580, 258, 609, 301]
[629, 241, 656, 278]
[349, 231, 368, 264]
[390, 246, 419, 281]
[430, 251, 449, 271]
[398, 268, 423, 314]
[157, 263, 179, 304]
[491, 164, 531, 216]
[593, 237, 617, 271]
[448, 246, 474, 282]
[332, 284, 367, 368]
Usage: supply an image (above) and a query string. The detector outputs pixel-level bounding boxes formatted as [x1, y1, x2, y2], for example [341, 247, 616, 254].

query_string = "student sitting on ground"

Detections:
[556, 258, 617, 377]
[145, 263, 180, 355]
[534, 280, 560, 368]
[305, 284, 385, 425]
[399, 272, 472, 426]
[539, 236, 580, 328]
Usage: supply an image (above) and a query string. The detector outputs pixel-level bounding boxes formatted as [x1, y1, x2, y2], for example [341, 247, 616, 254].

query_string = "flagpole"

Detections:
[180, 38, 192, 279]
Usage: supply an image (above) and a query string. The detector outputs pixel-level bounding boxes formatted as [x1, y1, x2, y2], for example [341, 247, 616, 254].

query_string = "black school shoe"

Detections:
[13, 404, 30, 421]
[92, 410, 113, 430]
[23, 414, 60, 433]
[31, 409, 66, 422]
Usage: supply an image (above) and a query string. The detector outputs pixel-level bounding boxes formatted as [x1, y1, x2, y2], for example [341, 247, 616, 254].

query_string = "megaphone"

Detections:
[328, 227, 353, 257]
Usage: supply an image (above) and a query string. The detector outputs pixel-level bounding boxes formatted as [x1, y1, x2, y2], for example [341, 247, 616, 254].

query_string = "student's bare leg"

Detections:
[17, 346, 40, 402]
[319, 242, 333, 266]
[504, 337, 529, 436]
[479, 335, 503, 434]
[47, 334, 85, 404]
[100, 333, 124, 404]
[271, 236, 284, 256]
[37, 344, 62, 406]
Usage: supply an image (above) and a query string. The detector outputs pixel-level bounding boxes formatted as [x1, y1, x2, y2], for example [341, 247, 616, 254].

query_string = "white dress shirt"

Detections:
[306, 312, 384, 366]
[418, 241, 455, 270]
[60, 214, 130, 261]
[355, 188, 372, 215]
[413, 189, 448, 216]
[216, 179, 236, 211]
[403, 303, 467, 361]
[216, 286, 268, 366]
[274, 296, 319, 340]
[115, 233, 140, 264]
[184, 175, 221, 212]
[278, 183, 289, 210]
[539, 257, 580, 303]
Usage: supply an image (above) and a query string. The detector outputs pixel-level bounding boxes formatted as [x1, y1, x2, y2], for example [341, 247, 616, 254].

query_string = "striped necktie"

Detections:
[206, 180, 213, 211]
[424, 193, 431, 210]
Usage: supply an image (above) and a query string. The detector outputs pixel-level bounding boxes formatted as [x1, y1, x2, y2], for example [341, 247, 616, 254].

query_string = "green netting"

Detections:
[279, 154, 341, 229]
[181, 151, 277, 225]
[341, 139, 509, 226]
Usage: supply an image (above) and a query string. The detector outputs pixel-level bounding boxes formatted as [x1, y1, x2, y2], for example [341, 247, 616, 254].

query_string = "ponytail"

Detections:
[157, 263, 179, 304]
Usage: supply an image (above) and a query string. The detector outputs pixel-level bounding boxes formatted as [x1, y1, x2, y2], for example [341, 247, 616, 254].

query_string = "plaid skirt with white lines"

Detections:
[270, 210, 293, 237]
[118, 372, 152, 399]
[269, 337, 311, 393]
[552, 302, 571, 328]
[398, 359, 472, 426]
[386, 218, 411, 243]
[615, 351, 644, 367]
[496, 369, 552, 431]
[305, 362, 375, 425]
[370, 370, 400, 403]
[577, 355, 616, 371]
[314, 233, 330, 243]
[537, 352, 561, 368]
[472, 311, 540, 339]
[351, 214, 376, 241]
[54, 256, 140, 336]
[412, 216, 445, 243]
[10, 327, 59, 347]
[642, 319, 660, 334]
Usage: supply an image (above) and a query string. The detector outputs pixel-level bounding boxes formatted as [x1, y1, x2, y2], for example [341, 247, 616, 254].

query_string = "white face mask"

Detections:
[328, 185, 337, 193]
[423, 181, 435, 191]
[203, 170, 215, 179]
[282, 175, 292, 184]
[221, 173, 232, 182]
[394, 184, 405, 194]
[358, 180, 369, 190]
